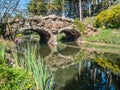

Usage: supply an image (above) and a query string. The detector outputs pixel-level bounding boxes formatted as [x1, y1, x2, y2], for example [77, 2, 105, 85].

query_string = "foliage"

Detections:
[86, 29, 120, 45]
[57, 33, 66, 41]
[73, 18, 85, 34]
[0, 42, 54, 90]
[0, 44, 5, 61]
[27, 0, 46, 15]
[27, 0, 62, 15]
[16, 33, 23, 38]
[0, 64, 33, 90]
[13, 44, 54, 90]
[0, 44, 33, 90]
[94, 4, 120, 28]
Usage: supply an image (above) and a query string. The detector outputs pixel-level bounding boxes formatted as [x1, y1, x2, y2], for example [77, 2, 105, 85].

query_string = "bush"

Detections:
[0, 59, 33, 90]
[73, 18, 85, 34]
[94, 4, 120, 28]
[0, 65, 33, 90]
[0, 44, 33, 90]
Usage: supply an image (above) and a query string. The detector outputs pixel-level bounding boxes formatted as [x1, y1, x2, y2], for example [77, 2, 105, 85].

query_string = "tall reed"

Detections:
[13, 44, 54, 90]
[0, 44, 5, 62]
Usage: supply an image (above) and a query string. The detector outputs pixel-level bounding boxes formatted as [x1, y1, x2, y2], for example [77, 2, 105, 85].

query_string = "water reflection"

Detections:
[17, 39, 120, 90]
[55, 60, 120, 90]
[39, 44, 51, 58]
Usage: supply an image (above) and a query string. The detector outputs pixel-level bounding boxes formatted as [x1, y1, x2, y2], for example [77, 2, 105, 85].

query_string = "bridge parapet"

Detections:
[9, 15, 80, 44]
[10, 15, 73, 32]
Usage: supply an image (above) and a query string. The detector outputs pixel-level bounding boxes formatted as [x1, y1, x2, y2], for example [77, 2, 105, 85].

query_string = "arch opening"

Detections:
[37, 30, 51, 43]
[17, 29, 51, 43]
[58, 29, 80, 42]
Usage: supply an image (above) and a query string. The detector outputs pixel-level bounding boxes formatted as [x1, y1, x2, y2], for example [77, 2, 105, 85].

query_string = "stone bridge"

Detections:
[9, 15, 81, 44]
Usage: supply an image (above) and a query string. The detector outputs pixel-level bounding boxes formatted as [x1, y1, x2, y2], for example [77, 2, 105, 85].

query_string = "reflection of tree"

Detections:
[96, 59, 120, 74]
[60, 60, 120, 90]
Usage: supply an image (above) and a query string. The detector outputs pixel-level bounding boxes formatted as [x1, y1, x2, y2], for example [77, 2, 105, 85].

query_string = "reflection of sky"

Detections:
[19, 0, 30, 9]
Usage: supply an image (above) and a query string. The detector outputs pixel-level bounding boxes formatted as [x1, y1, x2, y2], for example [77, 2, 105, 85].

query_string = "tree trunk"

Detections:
[79, 0, 82, 21]
[62, 0, 65, 17]
[88, 0, 91, 16]
[69, 0, 72, 17]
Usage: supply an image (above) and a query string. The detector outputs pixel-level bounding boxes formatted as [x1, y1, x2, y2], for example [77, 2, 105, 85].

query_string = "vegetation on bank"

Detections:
[86, 28, 120, 45]
[0, 43, 54, 90]
[83, 3, 120, 45]
[94, 4, 120, 28]
[0, 44, 33, 89]
[0, 39, 15, 51]
[73, 18, 85, 34]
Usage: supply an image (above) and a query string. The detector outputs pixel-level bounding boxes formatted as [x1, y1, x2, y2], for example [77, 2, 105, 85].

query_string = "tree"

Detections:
[53, 0, 66, 16]
[27, 0, 46, 15]
[0, 0, 20, 39]
[27, 0, 65, 16]
[46, 0, 59, 15]
[62, 0, 65, 17]
[0, 0, 20, 22]
[79, 0, 82, 21]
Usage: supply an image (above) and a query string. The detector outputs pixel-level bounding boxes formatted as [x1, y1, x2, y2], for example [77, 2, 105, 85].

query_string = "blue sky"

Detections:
[19, 0, 30, 9]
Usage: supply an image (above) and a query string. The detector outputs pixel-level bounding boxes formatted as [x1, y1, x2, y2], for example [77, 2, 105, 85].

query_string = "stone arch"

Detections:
[58, 29, 80, 42]
[19, 29, 52, 43]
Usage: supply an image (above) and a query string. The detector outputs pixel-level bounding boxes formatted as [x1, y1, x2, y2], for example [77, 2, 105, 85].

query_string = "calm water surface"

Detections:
[19, 39, 120, 90]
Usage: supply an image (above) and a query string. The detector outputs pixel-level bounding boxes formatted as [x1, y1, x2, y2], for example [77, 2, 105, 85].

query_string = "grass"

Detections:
[13, 44, 54, 90]
[83, 43, 120, 55]
[0, 38, 16, 51]
[86, 28, 120, 45]
[0, 44, 5, 61]
[83, 16, 96, 26]
[57, 33, 66, 41]
[0, 42, 54, 90]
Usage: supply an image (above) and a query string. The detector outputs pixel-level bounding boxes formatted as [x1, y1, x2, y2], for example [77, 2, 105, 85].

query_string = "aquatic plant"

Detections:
[0, 44, 5, 61]
[13, 44, 54, 90]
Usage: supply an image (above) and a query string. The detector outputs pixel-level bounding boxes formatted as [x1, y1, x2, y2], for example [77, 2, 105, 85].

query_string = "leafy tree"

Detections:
[27, 0, 66, 16]
[27, 0, 46, 15]
[53, 0, 65, 16]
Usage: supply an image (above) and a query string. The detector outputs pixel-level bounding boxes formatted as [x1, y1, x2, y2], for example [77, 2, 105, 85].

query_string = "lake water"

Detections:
[18, 39, 120, 90]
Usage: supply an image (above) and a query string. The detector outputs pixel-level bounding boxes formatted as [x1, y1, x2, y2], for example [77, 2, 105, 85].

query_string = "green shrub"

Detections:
[0, 64, 33, 90]
[0, 43, 33, 90]
[73, 18, 85, 34]
[94, 4, 120, 28]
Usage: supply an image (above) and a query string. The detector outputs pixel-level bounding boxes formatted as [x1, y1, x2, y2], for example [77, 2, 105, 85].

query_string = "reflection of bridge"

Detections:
[38, 42, 81, 69]
[10, 15, 81, 44]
